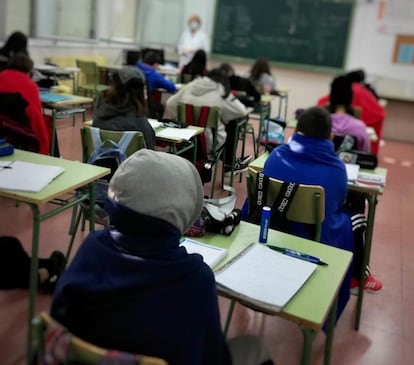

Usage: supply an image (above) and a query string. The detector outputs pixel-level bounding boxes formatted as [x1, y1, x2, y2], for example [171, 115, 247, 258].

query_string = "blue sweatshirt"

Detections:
[264, 133, 354, 319]
[51, 201, 231, 365]
[136, 62, 176, 93]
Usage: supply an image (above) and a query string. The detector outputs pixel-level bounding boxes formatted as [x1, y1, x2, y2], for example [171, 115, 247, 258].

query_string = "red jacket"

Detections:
[317, 83, 385, 155]
[0, 69, 50, 154]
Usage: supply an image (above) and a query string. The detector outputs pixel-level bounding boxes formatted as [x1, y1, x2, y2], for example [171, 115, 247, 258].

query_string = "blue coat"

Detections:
[51, 200, 231, 365]
[136, 62, 176, 93]
[263, 133, 354, 319]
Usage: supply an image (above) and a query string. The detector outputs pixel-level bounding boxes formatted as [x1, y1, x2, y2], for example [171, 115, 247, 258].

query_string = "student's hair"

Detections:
[219, 63, 235, 78]
[105, 72, 148, 116]
[207, 68, 230, 98]
[250, 57, 272, 82]
[6, 53, 33, 73]
[143, 51, 161, 66]
[296, 106, 332, 139]
[0, 31, 28, 57]
[181, 50, 207, 78]
[345, 69, 365, 83]
[329, 75, 356, 116]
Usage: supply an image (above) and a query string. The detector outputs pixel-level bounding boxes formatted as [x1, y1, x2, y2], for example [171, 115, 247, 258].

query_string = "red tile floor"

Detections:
[0, 110, 413, 365]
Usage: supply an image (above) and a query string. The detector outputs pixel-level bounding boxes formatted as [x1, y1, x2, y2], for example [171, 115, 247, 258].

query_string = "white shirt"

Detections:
[178, 29, 210, 68]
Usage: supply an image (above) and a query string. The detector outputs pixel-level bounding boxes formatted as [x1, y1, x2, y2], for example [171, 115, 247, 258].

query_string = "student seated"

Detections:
[219, 63, 261, 108]
[136, 51, 176, 93]
[0, 53, 51, 155]
[263, 107, 381, 317]
[317, 71, 385, 155]
[51, 149, 273, 365]
[247, 57, 277, 94]
[165, 68, 251, 175]
[92, 67, 155, 149]
[328, 75, 371, 152]
[180, 49, 208, 83]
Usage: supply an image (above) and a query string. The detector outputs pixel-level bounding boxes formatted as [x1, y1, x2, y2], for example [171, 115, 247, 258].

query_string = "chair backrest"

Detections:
[0, 113, 39, 153]
[246, 170, 325, 241]
[177, 102, 220, 159]
[32, 312, 168, 365]
[180, 73, 194, 84]
[76, 59, 99, 86]
[80, 126, 145, 163]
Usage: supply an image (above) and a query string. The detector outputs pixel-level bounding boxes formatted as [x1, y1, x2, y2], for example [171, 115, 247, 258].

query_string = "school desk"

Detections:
[41, 94, 94, 155]
[197, 221, 352, 365]
[248, 153, 387, 330]
[0, 149, 109, 365]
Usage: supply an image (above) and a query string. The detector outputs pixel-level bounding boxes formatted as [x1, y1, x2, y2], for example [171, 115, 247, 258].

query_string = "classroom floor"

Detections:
[1, 76, 414, 364]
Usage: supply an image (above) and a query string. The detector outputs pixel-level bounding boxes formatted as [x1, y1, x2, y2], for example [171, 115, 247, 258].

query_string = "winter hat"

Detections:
[108, 149, 204, 233]
[117, 67, 145, 86]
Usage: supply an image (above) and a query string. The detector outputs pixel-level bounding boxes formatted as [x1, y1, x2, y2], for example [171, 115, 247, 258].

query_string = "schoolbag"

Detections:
[87, 127, 136, 204]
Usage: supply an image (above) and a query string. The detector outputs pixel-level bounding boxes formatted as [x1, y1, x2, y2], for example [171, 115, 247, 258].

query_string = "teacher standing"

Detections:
[178, 15, 210, 69]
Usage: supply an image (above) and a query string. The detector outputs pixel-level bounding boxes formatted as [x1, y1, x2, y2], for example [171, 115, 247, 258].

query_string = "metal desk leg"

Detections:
[88, 183, 96, 232]
[301, 327, 317, 365]
[355, 193, 378, 330]
[224, 300, 236, 337]
[324, 295, 338, 365]
[50, 109, 57, 156]
[26, 205, 41, 365]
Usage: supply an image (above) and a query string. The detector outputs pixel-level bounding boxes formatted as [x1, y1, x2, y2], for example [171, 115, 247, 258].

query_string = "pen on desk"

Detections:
[0, 161, 14, 170]
[267, 245, 328, 266]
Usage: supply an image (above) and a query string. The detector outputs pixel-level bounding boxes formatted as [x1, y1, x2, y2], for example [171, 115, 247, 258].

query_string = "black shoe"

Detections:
[39, 251, 66, 293]
[236, 155, 253, 165]
[224, 161, 248, 177]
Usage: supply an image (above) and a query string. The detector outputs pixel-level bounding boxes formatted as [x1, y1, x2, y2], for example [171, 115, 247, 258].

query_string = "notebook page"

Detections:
[180, 239, 228, 268]
[215, 244, 317, 310]
[0, 161, 65, 192]
[156, 127, 197, 141]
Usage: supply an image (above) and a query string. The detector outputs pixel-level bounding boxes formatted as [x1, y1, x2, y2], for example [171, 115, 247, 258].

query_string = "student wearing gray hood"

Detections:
[52, 149, 273, 365]
[165, 68, 249, 175]
[93, 67, 155, 149]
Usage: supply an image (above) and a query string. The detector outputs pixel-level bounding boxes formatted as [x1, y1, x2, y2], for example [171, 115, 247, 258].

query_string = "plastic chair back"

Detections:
[246, 170, 325, 241]
[31, 312, 168, 365]
[0, 114, 40, 153]
[76, 59, 99, 87]
[80, 126, 145, 163]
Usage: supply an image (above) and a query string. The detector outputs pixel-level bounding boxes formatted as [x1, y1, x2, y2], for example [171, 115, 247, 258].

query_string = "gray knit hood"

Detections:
[108, 149, 203, 233]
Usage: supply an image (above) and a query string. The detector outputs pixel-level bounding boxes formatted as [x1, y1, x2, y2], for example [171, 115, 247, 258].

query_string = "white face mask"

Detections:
[189, 21, 200, 31]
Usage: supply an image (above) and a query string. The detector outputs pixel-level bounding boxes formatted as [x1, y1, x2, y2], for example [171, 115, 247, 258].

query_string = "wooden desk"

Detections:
[248, 153, 387, 330]
[198, 222, 352, 365]
[155, 125, 204, 163]
[35, 65, 78, 93]
[0, 150, 109, 364]
[41, 94, 94, 155]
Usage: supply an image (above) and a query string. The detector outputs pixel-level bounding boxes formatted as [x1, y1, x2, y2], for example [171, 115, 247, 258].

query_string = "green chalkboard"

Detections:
[213, 0, 354, 69]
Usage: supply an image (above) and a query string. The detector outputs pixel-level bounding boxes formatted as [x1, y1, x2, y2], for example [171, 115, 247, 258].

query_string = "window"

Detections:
[5, 0, 31, 36]
[109, 0, 139, 42]
[138, 0, 184, 47]
[35, 0, 96, 40]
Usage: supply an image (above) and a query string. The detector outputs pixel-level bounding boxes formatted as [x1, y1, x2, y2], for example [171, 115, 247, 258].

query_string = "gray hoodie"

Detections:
[165, 77, 247, 155]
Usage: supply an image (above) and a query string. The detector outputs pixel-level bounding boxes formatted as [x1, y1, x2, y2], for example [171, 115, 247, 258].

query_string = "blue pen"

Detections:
[268, 245, 328, 266]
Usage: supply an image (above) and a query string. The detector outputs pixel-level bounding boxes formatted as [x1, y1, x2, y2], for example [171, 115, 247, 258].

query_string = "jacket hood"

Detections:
[188, 77, 224, 97]
[54, 205, 205, 295]
[282, 133, 341, 169]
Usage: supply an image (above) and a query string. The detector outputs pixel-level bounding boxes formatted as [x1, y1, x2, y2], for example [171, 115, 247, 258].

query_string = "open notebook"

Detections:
[0, 161, 64, 192]
[215, 243, 317, 312]
[180, 239, 228, 268]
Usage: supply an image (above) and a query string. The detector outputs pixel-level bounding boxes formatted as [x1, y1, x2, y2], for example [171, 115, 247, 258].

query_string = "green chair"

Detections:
[76, 60, 110, 110]
[67, 127, 145, 261]
[31, 312, 168, 365]
[177, 102, 223, 198]
[246, 171, 325, 241]
[222, 170, 325, 336]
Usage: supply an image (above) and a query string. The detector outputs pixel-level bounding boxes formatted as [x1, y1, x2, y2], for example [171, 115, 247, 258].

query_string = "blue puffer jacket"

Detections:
[136, 62, 176, 93]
